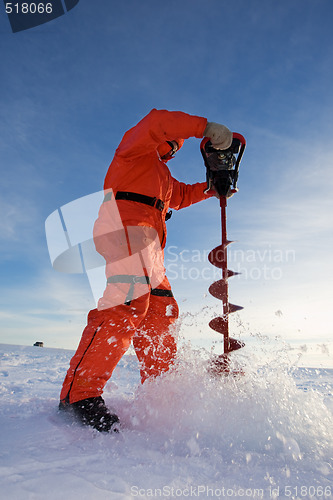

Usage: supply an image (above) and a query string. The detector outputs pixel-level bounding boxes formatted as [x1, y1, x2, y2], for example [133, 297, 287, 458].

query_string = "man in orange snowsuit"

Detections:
[59, 109, 232, 431]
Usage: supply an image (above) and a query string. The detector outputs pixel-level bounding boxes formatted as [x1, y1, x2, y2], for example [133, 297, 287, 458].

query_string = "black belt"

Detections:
[151, 288, 173, 297]
[107, 274, 150, 305]
[106, 274, 174, 305]
[115, 191, 172, 221]
[115, 191, 165, 212]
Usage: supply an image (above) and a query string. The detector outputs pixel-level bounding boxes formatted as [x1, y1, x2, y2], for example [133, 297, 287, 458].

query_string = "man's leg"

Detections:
[133, 278, 179, 383]
[60, 294, 150, 405]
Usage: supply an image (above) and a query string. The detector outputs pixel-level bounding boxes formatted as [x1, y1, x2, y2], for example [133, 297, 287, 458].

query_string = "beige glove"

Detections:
[204, 122, 233, 150]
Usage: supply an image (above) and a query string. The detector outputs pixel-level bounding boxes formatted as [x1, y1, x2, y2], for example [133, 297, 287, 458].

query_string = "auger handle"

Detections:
[231, 133, 246, 189]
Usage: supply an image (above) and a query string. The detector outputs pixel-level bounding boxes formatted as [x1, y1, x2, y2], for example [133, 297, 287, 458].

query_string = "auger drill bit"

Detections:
[208, 195, 245, 373]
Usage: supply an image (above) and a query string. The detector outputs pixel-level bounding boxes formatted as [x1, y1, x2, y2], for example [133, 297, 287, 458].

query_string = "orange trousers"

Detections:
[60, 277, 179, 404]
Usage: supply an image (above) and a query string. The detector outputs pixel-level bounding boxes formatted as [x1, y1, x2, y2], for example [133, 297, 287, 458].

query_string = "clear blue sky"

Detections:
[1, 0, 332, 351]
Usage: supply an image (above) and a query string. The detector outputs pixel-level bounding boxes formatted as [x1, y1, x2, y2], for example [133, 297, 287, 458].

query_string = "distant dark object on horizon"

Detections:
[34, 342, 44, 347]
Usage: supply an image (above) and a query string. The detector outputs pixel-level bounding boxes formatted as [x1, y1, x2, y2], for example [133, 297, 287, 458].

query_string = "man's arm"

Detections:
[116, 108, 207, 159]
[169, 178, 213, 210]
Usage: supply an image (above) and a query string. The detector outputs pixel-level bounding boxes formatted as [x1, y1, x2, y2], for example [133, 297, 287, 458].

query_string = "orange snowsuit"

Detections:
[60, 109, 211, 404]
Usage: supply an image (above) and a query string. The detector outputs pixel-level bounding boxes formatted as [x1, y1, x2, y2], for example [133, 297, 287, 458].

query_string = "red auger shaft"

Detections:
[208, 195, 243, 358]
[219, 195, 229, 353]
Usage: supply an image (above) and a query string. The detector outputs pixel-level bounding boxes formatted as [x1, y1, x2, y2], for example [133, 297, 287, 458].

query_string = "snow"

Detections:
[0, 341, 332, 500]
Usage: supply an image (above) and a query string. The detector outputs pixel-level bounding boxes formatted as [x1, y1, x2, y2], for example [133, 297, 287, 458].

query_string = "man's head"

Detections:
[158, 139, 184, 162]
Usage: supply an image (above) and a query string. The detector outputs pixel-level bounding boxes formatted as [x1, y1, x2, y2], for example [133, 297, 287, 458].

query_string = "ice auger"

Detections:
[201, 133, 246, 374]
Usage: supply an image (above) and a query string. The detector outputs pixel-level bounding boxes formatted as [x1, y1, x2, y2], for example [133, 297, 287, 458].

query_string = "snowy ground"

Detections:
[0, 339, 332, 500]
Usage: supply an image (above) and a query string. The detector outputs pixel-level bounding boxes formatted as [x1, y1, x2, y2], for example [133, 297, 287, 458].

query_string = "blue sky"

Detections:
[0, 0, 332, 353]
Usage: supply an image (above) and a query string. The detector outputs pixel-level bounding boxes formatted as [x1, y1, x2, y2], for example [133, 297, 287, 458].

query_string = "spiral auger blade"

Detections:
[208, 197, 245, 360]
[200, 134, 246, 375]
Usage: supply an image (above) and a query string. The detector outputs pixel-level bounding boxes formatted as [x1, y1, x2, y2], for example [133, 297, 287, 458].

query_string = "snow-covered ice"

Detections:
[0, 339, 332, 500]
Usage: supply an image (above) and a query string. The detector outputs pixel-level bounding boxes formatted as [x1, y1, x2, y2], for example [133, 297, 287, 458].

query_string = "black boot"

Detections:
[59, 396, 119, 433]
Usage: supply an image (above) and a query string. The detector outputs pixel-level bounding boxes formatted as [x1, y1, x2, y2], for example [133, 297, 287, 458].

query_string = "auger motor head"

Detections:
[201, 133, 246, 197]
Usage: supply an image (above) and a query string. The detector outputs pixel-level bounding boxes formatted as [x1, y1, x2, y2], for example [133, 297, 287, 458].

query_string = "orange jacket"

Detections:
[104, 108, 211, 246]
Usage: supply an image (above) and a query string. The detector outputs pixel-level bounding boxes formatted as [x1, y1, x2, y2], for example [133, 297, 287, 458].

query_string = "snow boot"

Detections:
[59, 396, 119, 433]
